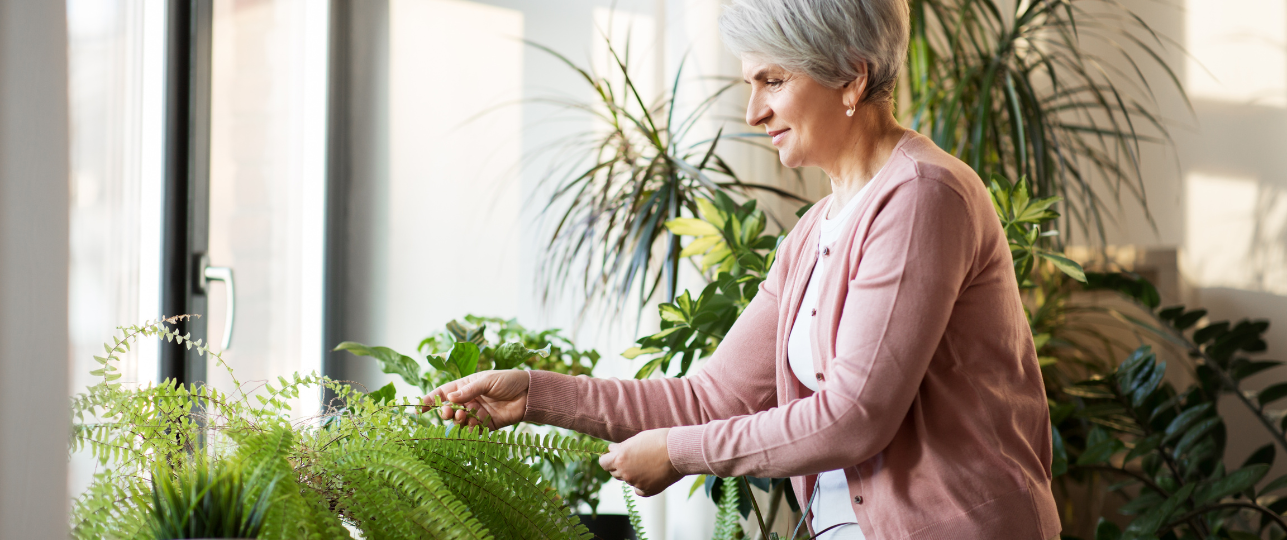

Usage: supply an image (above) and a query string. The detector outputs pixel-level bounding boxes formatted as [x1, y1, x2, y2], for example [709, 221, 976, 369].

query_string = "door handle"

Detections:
[197, 254, 235, 351]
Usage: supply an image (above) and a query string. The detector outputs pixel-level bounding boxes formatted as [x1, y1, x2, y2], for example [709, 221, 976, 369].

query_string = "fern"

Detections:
[71, 317, 607, 539]
[621, 482, 648, 540]
[711, 477, 744, 540]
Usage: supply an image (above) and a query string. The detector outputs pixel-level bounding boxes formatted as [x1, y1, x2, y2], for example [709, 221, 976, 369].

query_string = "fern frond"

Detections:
[621, 482, 648, 540]
[711, 477, 743, 540]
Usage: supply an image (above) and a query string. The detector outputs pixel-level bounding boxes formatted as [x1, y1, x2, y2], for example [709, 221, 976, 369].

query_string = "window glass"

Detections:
[206, 0, 329, 412]
[66, 0, 167, 495]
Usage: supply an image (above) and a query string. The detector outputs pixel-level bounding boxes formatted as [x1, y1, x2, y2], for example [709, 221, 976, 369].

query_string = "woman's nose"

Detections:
[745, 94, 770, 127]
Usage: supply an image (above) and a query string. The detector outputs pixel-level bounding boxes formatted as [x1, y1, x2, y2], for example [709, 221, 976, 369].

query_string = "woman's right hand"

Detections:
[421, 370, 530, 430]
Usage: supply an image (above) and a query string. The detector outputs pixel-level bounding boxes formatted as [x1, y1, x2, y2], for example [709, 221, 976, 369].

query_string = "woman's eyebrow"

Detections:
[743, 69, 772, 84]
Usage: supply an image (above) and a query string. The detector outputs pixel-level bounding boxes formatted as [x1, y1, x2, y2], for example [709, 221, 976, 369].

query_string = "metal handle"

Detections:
[199, 261, 235, 351]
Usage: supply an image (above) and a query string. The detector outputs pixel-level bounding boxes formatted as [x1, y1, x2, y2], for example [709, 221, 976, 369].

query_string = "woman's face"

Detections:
[741, 56, 852, 169]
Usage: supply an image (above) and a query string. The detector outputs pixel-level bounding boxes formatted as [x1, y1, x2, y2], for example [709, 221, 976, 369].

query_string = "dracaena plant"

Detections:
[906, 0, 1188, 243]
[528, 38, 804, 317]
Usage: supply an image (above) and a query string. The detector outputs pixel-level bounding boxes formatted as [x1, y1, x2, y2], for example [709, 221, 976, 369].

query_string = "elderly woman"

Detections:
[427, 0, 1060, 538]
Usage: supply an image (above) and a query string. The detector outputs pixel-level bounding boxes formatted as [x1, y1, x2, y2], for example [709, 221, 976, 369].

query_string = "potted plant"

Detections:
[70, 316, 640, 539]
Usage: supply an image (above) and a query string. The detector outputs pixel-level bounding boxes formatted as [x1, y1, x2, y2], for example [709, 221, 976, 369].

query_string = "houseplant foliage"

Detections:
[71, 317, 607, 539]
[529, 39, 803, 315]
[1047, 273, 1287, 539]
[336, 315, 614, 516]
[148, 456, 280, 539]
[905, 0, 1187, 242]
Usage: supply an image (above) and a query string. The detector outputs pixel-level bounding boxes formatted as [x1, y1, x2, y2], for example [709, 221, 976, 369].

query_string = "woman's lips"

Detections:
[769, 129, 789, 146]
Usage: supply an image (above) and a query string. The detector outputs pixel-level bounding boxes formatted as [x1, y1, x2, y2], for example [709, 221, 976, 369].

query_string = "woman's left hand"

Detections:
[599, 428, 683, 497]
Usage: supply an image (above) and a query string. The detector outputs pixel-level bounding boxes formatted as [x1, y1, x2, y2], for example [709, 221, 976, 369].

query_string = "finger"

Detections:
[598, 452, 616, 471]
[635, 487, 646, 497]
[446, 375, 488, 404]
[439, 404, 453, 421]
[453, 408, 468, 425]
[428, 380, 462, 404]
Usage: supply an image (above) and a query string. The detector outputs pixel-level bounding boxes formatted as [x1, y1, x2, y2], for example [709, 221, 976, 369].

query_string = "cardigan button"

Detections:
[815, 373, 824, 381]
[822, 247, 831, 256]
[854, 495, 863, 504]
[810, 308, 817, 316]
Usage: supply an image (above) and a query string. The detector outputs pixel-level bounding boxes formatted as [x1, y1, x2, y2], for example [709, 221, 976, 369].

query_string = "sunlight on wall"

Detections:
[1185, 172, 1287, 294]
[1185, 0, 1287, 107]
[382, 0, 524, 385]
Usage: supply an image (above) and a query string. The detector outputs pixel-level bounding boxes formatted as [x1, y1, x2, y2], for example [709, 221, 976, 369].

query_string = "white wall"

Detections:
[1089, 0, 1287, 468]
[0, 0, 72, 537]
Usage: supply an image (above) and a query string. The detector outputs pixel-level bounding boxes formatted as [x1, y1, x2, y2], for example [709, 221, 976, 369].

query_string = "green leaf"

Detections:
[1172, 417, 1222, 458]
[1094, 519, 1122, 540]
[492, 342, 542, 370]
[1125, 433, 1164, 463]
[1194, 464, 1269, 505]
[1173, 309, 1207, 331]
[1259, 473, 1287, 494]
[368, 382, 397, 405]
[334, 342, 423, 389]
[1125, 483, 1194, 536]
[447, 341, 481, 378]
[622, 346, 661, 359]
[1242, 443, 1275, 469]
[1038, 251, 1086, 282]
[658, 304, 686, 323]
[1077, 437, 1125, 466]
[1051, 426, 1068, 477]
[1259, 382, 1287, 408]
[1164, 403, 1213, 442]
[665, 218, 720, 237]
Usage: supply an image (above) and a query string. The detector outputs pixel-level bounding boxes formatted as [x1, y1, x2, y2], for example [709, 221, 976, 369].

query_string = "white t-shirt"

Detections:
[786, 180, 877, 540]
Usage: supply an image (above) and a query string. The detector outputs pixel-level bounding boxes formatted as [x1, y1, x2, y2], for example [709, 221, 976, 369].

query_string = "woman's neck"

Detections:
[823, 105, 908, 219]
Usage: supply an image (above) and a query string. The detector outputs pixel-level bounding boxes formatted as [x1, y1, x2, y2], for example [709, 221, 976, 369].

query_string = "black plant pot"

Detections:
[577, 514, 638, 540]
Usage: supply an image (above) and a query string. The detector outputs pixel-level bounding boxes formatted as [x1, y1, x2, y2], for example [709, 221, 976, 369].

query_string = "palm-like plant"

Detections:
[906, 0, 1187, 243]
[530, 39, 803, 316]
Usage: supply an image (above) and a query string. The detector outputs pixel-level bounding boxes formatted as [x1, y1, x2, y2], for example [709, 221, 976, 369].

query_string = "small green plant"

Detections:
[71, 317, 607, 539]
[149, 458, 280, 539]
[625, 191, 785, 379]
[337, 315, 614, 516]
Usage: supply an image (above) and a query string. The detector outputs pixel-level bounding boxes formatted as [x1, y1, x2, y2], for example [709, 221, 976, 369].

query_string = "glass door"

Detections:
[203, 0, 330, 411]
[158, 0, 330, 414]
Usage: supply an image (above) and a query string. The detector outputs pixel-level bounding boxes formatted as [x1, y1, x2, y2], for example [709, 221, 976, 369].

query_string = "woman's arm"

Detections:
[427, 229, 794, 442]
[524, 285, 782, 442]
[665, 178, 977, 478]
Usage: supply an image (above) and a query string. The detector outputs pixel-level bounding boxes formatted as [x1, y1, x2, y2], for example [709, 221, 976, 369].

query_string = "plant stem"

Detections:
[740, 476, 771, 539]
[1069, 464, 1167, 497]
[1162, 501, 1287, 533]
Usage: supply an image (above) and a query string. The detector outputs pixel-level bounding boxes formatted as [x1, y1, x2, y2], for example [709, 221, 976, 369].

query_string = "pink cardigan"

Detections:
[526, 131, 1061, 540]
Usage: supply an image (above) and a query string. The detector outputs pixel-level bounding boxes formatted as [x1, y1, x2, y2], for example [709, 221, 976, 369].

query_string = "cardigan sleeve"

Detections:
[522, 228, 790, 443]
[664, 177, 977, 477]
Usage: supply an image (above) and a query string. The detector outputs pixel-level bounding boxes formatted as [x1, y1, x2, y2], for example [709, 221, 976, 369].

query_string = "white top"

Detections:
[787, 178, 880, 540]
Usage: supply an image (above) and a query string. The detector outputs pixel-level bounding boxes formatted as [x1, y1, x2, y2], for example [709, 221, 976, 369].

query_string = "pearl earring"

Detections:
[846, 106, 855, 117]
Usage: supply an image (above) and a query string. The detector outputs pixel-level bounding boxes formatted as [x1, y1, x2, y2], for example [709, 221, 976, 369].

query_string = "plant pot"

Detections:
[577, 514, 638, 540]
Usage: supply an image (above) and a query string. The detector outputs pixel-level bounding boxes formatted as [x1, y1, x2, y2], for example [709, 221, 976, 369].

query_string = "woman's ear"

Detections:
[843, 60, 871, 106]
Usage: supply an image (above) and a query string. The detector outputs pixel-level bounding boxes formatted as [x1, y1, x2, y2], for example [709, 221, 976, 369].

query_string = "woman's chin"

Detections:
[776, 150, 804, 169]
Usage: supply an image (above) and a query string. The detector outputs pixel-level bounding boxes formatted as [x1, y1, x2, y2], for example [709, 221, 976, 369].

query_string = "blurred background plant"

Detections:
[905, 0, 1187, 244]
[529, 38, 805, 318]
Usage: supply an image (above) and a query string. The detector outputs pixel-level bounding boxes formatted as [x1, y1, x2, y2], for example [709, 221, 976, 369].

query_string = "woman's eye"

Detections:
[767, 79, 783, 88]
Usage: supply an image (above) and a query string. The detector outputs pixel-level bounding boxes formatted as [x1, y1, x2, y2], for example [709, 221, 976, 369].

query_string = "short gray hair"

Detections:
[719, 0, 910, 104]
